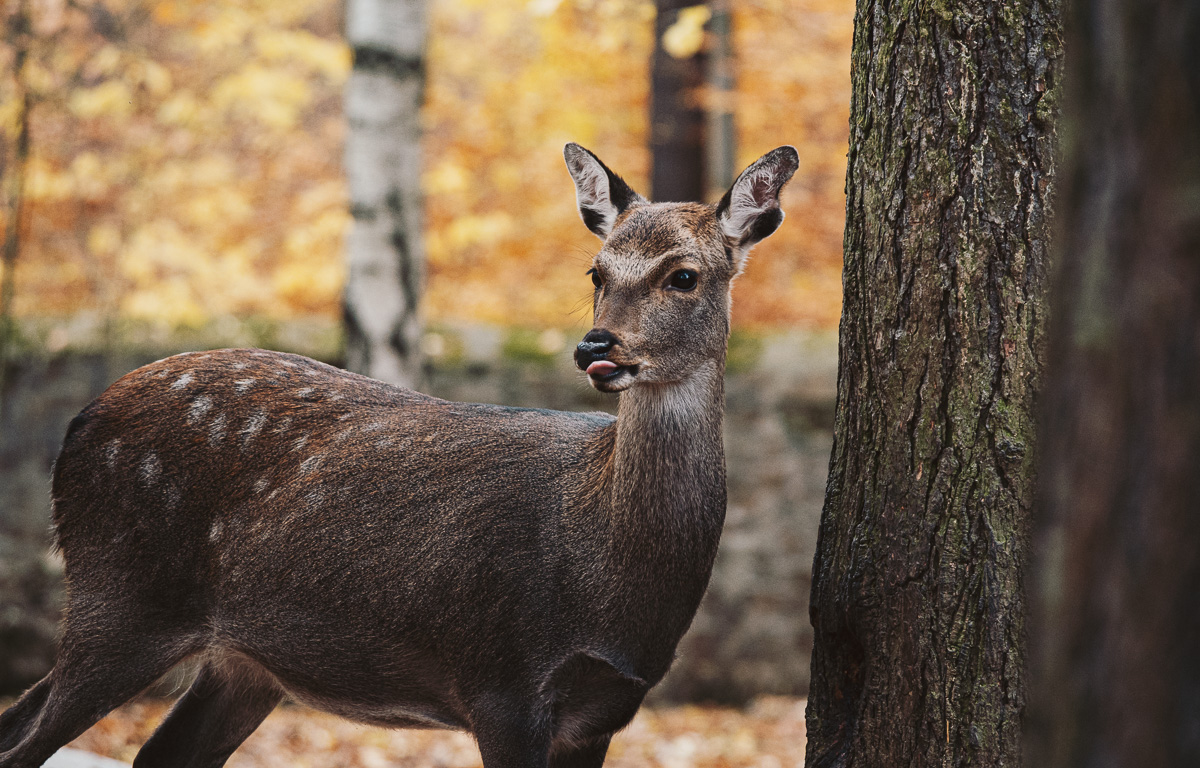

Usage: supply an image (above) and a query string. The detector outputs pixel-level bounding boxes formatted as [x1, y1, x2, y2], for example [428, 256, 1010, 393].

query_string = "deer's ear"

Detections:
[564, 143, 647, 239]
[716, 146, 798, 255]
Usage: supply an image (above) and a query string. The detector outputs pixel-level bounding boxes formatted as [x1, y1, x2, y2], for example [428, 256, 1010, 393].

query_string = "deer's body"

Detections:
[0, 144, 796, 768]
[52, 348, 720, 734]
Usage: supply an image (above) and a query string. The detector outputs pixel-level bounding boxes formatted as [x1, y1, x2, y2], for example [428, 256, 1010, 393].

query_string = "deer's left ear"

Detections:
[716, 146, 799, 258]
[564, 143, 647, 240]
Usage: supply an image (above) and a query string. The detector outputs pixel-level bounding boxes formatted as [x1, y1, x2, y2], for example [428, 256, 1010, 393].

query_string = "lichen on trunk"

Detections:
[805, 0, 1062, 765]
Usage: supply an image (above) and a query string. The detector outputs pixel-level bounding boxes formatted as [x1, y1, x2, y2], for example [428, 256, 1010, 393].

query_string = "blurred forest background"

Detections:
[0, 0, 849, 354]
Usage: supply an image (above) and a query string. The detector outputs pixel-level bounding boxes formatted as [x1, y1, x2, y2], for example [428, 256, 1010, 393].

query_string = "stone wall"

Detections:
[0, 330, 835, 703]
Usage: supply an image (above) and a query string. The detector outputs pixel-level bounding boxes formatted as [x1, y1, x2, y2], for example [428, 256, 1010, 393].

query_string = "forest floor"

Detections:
[54, 696, 807, 768]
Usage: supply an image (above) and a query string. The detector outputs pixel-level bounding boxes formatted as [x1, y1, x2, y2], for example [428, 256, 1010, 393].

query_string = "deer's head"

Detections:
[565, 144, 798, 393]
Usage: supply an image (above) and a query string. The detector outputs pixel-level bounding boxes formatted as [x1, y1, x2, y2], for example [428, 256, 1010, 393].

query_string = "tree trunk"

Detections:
[0, 0, 31, 425]
[1026, 1, 1200, 766]
[704, 0, 734, 202]
[343, 0, 426, 387]
[650, 0, 706, 202]
[805, 0, 1062, 765]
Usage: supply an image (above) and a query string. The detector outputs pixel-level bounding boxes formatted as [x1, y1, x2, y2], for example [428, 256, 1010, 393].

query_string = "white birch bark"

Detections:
[343, 0, 426, 387]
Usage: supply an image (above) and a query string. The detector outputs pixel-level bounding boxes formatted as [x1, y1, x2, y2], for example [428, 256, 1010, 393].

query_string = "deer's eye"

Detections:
[587, 268, 602, 288]
[667, 269, 698, 292]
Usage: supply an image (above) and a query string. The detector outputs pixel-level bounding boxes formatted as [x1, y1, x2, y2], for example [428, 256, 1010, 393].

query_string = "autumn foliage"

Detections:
[0, 0, 850, 345]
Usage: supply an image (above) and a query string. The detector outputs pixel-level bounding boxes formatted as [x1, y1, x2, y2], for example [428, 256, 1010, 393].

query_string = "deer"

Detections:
[0, 143, 797, 768]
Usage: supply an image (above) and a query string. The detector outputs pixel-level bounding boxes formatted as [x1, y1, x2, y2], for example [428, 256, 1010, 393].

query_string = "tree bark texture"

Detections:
[650, 0, 706, 202]
[1027, 1, 1200, 766]
[805, 0, 1061, 766]
[343, 0, 426, 387]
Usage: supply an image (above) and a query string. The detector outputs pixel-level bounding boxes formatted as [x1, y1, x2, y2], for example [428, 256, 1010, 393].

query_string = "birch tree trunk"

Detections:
[805, 0, 1062, 765]
[343, 0, 426, 387]
[1027, 0, 1200, 765]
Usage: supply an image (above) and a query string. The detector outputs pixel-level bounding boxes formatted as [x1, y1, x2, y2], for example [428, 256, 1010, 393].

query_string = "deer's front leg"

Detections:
[472, 695, 552, 768]
[550, 735, 612, 768]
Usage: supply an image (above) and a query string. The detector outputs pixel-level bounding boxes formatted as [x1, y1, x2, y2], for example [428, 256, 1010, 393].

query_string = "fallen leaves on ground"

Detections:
[64, 696, 807, 768]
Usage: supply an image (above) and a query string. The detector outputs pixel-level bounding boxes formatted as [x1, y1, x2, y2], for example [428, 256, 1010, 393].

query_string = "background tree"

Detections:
[343, 0, 426, 386]
[0, 0, 32, 425]
[1027, 0, 1200, 765]
[804, 0, 1061, 765]
[650, 0, 706, 202]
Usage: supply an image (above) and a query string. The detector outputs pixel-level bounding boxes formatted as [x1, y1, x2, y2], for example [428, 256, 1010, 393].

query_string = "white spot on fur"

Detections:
[188, 396, 213, 424]
[170, 372, 194, 390]
[232, 361, 249, 370]
[234, 379, 256, 393]
[104, 439, 122, 468]
[273, 416, 293, 433]
[240, 411, 267, 447]
[337, 412, 353, 421]
[253, 478, 269, 494]
[300, 454, 323, 473]
[295, 387, 315, 398]
[209, 521, 224, 542]
[291, 435, 309, 452]
[140, 452, 162, 485]
[209, 413, 228, 445]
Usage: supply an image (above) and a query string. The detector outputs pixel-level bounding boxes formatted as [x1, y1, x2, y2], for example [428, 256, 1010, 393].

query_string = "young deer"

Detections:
[0, 144, 797, 768]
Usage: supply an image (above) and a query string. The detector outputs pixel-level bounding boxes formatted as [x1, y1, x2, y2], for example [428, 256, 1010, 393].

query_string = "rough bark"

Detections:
[650, 0, 706, 202]
[1026, 1, 1200, 766]
[343, 0, 426, 387]
[805, 0, 1062, 766]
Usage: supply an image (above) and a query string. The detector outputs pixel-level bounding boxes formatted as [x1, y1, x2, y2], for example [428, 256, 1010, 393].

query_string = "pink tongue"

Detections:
[586, 360, 618, 376]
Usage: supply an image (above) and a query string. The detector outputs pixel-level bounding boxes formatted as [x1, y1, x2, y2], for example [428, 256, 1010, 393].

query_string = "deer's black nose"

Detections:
[574, 329, 619, 370]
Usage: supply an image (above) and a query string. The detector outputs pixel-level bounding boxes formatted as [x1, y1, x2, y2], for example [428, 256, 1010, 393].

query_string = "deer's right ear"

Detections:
[564, 143, 647, 239]
[716, 146, 799, 254]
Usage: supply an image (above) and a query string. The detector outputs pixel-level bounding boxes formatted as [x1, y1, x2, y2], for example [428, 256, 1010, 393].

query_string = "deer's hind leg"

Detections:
[0, 617, 197, 768]
[133, 656, 283, 768]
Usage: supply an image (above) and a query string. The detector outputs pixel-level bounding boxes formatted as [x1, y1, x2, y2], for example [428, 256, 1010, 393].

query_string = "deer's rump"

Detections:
[47, 348, 626, 730]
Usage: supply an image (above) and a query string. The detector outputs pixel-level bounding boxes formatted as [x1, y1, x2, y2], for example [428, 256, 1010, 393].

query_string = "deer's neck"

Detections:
[610, 360, 727, 521]
[579, 359, 726, 675]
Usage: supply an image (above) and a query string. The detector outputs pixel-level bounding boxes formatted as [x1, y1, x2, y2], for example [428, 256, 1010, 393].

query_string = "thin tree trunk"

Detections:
[704, 0, 734, 201]
[805, 0, 1062, 765]
[1027, 0, 1200, 766]
[343, 0, 426, 387]
[0, 0, 32, 427]
[650, 0, 706, 202]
